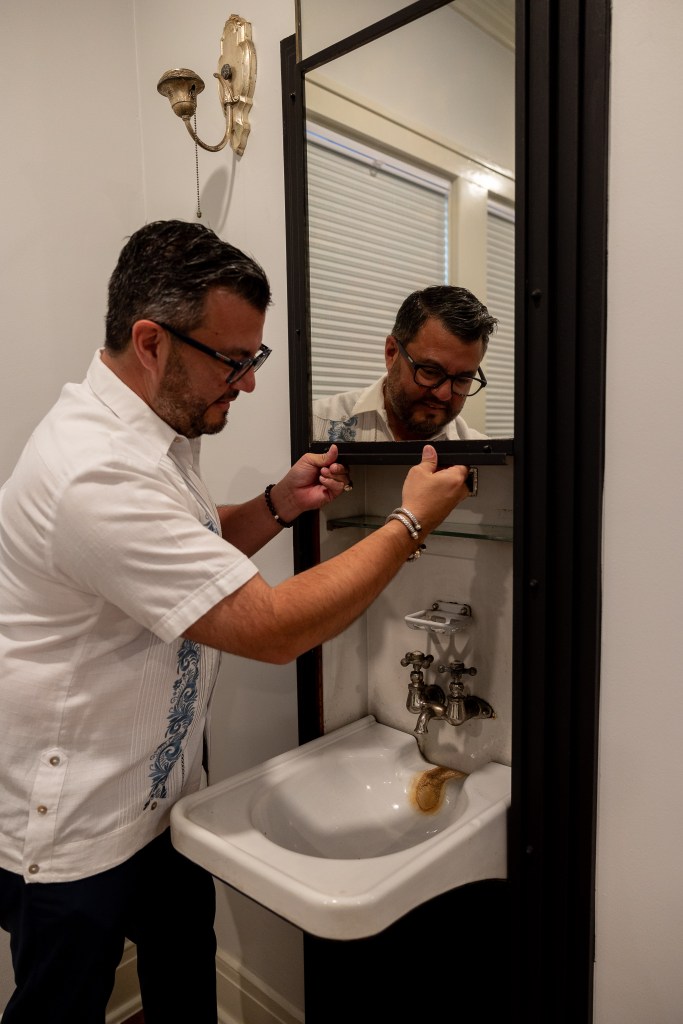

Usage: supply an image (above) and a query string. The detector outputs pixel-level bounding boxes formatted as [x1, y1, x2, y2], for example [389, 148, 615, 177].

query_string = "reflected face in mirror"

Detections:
[301, 2, 515, 444]
[311, 285, 496, 444]
[384, 325, 486, 441]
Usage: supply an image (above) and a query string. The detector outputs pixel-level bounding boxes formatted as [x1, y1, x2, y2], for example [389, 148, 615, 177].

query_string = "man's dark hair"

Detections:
[105, 219, 272, 352]
[392, 285, 497, 352]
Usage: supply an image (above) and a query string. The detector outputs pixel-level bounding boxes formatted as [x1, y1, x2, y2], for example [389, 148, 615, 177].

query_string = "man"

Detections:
[312, 285, 497, 442]
[0, 220, 473, 1023]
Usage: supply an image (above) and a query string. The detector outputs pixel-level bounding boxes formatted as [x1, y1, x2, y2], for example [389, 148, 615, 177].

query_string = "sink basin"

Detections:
[170, 715, 511, 939]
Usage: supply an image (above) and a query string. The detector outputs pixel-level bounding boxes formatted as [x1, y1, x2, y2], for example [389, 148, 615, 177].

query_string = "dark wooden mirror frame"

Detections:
[281, 1, 610, 1020]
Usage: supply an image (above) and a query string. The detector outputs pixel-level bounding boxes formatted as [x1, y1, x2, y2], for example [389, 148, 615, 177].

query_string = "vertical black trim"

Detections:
[281, 34, 311, 469]
[281, 36, 323, 744]
[511, 2, 610, 1021]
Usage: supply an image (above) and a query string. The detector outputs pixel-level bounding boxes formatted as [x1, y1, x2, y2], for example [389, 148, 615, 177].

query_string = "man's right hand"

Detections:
[399, 445, 472, 535]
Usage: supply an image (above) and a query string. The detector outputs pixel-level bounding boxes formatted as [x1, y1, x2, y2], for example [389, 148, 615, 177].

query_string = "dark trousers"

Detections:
[0, 828, 217, 1023]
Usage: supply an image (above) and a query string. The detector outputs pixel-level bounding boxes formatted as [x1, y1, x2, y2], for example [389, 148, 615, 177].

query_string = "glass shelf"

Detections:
[325, 515, 513, 543]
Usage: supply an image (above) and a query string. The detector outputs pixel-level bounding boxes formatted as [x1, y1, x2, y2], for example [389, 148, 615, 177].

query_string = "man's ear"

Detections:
[130, 320, 167, 374]
[385, 334, 399, 370]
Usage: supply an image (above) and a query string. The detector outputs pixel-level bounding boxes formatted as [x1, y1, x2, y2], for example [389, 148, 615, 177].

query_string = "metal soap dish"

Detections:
[405, 601, 472, 635]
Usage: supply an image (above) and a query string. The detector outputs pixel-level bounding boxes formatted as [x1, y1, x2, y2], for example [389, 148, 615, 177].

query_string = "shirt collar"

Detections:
[85, 349, 201, 468]
[352, 374, 454, 442]
[350, 376, 389, 416]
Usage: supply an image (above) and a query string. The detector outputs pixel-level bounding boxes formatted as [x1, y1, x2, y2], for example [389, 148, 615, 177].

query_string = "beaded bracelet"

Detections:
[264, 484, 295, 528]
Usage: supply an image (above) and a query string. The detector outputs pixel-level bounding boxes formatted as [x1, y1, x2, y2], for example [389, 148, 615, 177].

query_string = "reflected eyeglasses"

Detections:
[153, 321, 271, 384]
[393, 336, 487, 397]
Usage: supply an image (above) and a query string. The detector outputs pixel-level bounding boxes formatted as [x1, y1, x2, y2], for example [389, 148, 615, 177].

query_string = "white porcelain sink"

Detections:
[170, 715, 511, 939]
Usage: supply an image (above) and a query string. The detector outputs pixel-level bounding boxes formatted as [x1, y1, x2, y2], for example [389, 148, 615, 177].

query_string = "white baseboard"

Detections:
[216, 954, 303, 1024]
[105, 941, 142, 1023]
[105, 943, 304, 1024]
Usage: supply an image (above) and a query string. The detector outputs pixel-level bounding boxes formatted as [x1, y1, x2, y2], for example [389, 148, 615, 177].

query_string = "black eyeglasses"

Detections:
[153, 321, 271, 384]
[393, 336, 487, 397]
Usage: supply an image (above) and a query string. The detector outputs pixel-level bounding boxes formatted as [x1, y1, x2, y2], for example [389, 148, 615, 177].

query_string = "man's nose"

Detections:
[231, 367, 256, 394]
[430, 378, 454, 400]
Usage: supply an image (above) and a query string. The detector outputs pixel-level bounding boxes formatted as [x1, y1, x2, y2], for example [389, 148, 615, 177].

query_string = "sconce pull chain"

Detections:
[193, 113, 202, 219]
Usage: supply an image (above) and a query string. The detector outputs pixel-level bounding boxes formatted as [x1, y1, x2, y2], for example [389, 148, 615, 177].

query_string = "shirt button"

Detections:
[37, 805, 48, 814]
[28, 864, 40, 874]
[49, 756, 60, 766]
[151, 801, 158, 810]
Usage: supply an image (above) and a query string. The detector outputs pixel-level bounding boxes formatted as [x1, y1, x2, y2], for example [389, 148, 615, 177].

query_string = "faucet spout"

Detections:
[414, 701, 446, 735]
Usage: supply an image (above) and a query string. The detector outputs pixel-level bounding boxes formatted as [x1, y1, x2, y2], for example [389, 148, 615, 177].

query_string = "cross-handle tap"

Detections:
[400, 651, 434, 674]
[437, 661, 496, 726]
[401, 651, 434, 715]
[438, 660, 477, 685]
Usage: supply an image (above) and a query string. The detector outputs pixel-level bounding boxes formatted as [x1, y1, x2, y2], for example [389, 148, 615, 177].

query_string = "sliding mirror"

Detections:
[291, 0, 515, 464]
[285, 1, 612, 1021]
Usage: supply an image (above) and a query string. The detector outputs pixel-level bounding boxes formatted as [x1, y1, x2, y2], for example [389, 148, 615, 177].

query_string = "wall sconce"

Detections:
[157, 14, 256, 157]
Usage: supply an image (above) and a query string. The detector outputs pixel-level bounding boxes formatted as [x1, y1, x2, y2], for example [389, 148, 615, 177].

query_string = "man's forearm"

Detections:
[217, 495, 282, 556]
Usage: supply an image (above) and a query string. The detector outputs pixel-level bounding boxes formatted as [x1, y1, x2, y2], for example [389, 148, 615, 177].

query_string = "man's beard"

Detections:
[384, 366, 455, 438]
[154, 348, 232, 438]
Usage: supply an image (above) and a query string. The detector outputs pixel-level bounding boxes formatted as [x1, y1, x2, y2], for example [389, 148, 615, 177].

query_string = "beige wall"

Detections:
[596, 0, 683, 1019]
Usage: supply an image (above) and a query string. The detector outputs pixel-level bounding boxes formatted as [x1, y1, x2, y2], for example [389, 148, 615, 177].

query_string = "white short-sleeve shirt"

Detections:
[311, 376, 487, 442]
[0, 351, 259, 881]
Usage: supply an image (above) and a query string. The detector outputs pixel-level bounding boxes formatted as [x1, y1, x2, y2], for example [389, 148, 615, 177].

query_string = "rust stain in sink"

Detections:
[410, 766, 468, 813]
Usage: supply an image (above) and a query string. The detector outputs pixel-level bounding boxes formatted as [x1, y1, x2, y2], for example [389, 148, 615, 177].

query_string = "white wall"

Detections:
[595, 0, 683, 1019]
[0, 0, 144, 486]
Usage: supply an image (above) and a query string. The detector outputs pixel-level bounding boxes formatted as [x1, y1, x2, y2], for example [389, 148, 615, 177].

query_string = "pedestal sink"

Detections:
[170, 715, 511, 939]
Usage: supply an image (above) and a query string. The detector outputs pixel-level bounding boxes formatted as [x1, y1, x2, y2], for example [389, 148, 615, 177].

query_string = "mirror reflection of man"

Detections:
[312, 286, 497, 442]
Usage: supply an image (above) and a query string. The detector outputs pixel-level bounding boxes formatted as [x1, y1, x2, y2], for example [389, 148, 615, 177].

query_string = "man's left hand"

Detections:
[274, 445, 352, 521]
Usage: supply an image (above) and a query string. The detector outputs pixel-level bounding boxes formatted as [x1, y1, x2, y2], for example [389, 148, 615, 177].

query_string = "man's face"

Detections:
[153, 289, 266, 438]
[383, 318, 485, 440]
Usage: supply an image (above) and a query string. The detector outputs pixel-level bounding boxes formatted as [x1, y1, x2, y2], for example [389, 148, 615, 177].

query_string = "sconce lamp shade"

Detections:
[157, 69, 206, 120]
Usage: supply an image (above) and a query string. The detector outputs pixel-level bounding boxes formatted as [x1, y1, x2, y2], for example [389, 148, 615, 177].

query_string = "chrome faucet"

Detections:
[438, 661, 496, 726]
[400, 651, 445, 733]
[401, 652, 495, 734]
[401, 651, 433, 711]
